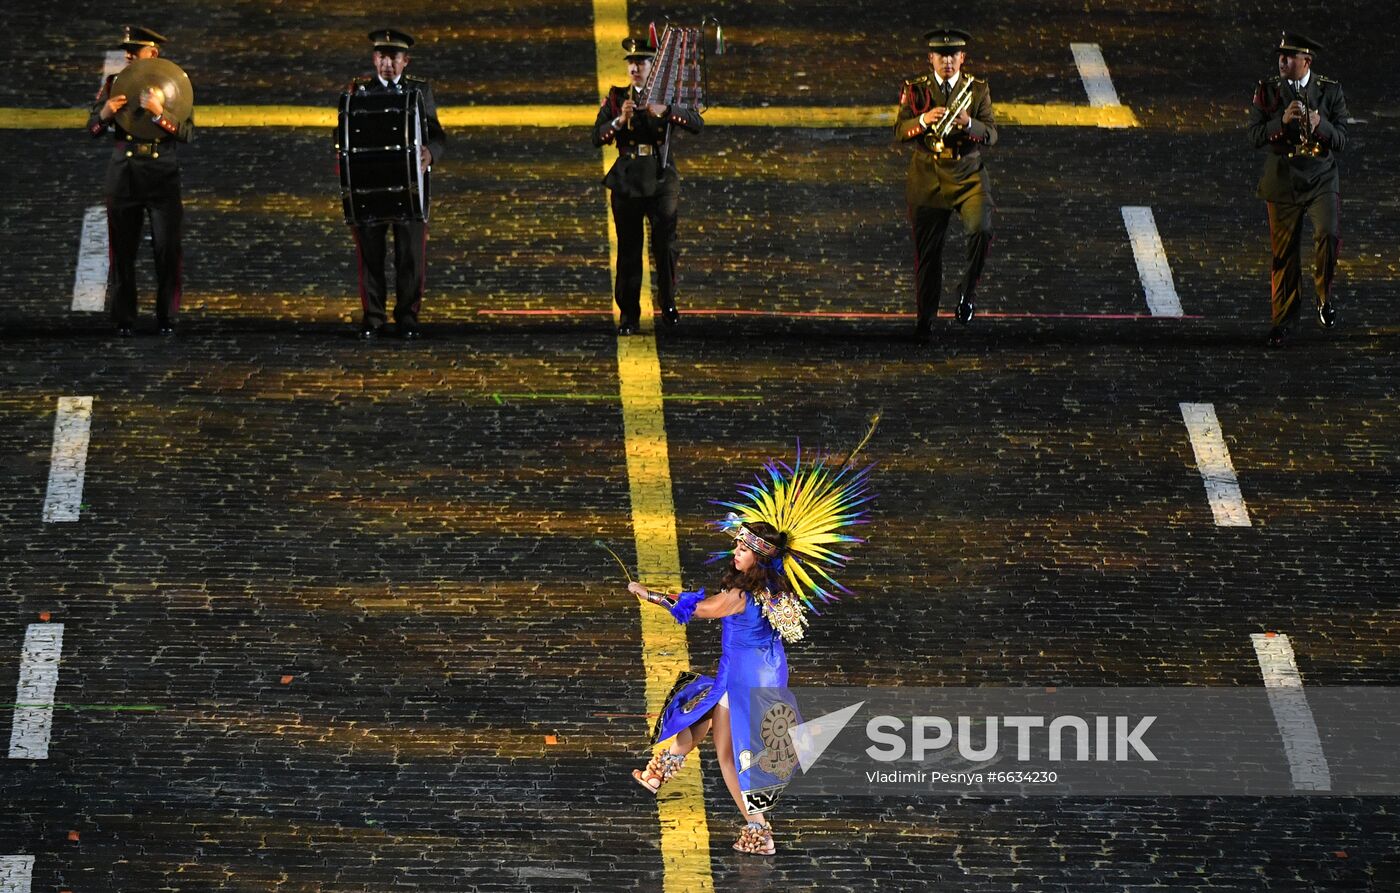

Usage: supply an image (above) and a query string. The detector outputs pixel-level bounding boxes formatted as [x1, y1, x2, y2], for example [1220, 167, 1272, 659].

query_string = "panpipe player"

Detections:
[592, 37, 703, 336]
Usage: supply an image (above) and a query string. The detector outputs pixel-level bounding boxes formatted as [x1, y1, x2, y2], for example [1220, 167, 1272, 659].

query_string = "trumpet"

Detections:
[927, 75, 976, 155]
[1288, 80, 1322, 158]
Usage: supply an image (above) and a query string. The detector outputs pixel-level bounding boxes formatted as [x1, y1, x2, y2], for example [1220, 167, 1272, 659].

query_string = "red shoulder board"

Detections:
[1252, 79, 1281, 112]
[606, 85, 628, 116]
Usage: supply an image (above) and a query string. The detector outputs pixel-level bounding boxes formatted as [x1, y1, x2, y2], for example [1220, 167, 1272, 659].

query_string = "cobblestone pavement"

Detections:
[2, 0, 1398, 891]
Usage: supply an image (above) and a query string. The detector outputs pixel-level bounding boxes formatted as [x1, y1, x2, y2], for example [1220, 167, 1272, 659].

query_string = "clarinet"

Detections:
[1289, 79, 1321, 158]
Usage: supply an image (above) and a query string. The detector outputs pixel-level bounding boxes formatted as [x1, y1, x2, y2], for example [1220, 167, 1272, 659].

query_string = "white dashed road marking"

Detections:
[8, 623, 65, 760]
[71, 206, 109, 312]
[1179, 403, 1252, 527]
[1070, 43, 1129, 128]
[42, 397, 94, 524]
[1122, 207, 1184, 317]
[0, 855, 35, 893]
[1251, 633, 1332, 791]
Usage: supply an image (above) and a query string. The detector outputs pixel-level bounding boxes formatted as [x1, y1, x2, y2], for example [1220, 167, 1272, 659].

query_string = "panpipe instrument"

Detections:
[637, 17, 723, 167]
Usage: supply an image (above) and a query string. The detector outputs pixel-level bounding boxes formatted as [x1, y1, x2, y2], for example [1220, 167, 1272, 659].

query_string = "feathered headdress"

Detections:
[711, 414, 879, 615]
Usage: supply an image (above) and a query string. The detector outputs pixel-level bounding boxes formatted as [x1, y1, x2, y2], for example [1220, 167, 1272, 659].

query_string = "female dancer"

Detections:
[624, 434, 877, 856]
[629, 520, 801, 855]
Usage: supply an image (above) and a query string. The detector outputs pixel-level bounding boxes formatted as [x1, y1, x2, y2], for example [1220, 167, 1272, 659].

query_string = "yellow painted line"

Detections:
[706, 102, 1138, 128]
[593, 2, 713, 891]
[4, 109, 86, 128]
[440, 105, 590, 128]
[3, 102, 1137, 130]
[202, 106, 335, 127]
[999, 102, 1140, 128]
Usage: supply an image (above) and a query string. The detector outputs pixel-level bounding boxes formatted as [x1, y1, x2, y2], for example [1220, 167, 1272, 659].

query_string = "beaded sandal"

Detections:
[732, 820, 775, 855]
[632, 751, 686, 794]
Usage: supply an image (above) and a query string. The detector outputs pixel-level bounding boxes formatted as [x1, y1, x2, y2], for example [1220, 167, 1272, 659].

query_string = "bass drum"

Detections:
[336, 90, 430, 225]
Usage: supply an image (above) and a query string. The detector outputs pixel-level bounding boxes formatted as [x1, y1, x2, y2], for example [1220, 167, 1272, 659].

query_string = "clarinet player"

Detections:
[1248, 32, 1350, 349]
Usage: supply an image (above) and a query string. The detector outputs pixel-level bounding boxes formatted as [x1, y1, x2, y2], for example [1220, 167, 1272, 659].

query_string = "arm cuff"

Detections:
[668, 589, 705, 624]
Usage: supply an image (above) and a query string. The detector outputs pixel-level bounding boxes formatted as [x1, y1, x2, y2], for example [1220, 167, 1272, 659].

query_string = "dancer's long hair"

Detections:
[716, 521, 789, 595]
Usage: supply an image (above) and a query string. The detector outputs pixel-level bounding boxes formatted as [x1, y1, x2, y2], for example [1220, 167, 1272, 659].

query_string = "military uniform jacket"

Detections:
[87, 73, 194, 197]
[894, 73, 997, 209]
[343, 74, 447, 167]
[1247, 73, 1349, 203]
[592, 85, 703, 198]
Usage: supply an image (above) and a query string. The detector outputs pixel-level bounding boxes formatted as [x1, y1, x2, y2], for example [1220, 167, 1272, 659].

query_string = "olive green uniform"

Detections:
[1246, 73, 1349, 328]
[894, 73, 997, 330]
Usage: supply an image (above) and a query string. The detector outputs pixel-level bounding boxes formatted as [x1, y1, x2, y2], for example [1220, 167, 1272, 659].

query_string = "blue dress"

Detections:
[650, 590, 800, 813]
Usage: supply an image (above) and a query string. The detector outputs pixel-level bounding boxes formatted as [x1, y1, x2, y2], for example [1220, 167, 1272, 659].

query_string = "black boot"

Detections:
[955, 292, 975, 325]
[913, 317, 933, 346]
[1316, 300, 1336, 329]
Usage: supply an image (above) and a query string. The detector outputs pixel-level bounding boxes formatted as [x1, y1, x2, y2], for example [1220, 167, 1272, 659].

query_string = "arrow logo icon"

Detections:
[790, 701, 864, 773]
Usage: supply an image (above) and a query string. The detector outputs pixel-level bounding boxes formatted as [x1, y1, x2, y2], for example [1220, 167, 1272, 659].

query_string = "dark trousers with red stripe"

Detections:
[353, 221, 427, 329]
[910, 192, 993, 330]
[1266, 195, 1340, 328]
[609, 170, 681, 325]
[107, 174, 183, 328]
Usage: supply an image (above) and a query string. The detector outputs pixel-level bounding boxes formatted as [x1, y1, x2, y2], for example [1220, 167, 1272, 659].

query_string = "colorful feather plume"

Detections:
[711, 414, 879, 612]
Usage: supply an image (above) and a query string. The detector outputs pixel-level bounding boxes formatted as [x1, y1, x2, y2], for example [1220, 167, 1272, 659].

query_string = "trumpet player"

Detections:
[1248, 32, 1350, 349]
[895, 28, 997, 345]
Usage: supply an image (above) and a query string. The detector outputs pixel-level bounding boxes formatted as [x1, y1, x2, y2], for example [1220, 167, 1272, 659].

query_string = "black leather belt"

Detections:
[618, 145, 657, 158]
[120, 140, 164, 158]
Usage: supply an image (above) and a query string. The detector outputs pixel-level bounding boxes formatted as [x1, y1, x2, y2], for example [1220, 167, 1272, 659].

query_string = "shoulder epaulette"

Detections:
[1316, 74, 1337, 85]
[403, 74, 427, 84]
[904, 73, 933, 87]
[345, 75, 372, 92]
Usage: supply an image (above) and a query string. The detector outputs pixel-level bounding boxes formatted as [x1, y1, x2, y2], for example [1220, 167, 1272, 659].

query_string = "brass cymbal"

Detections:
[112, 57, 194, 140]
